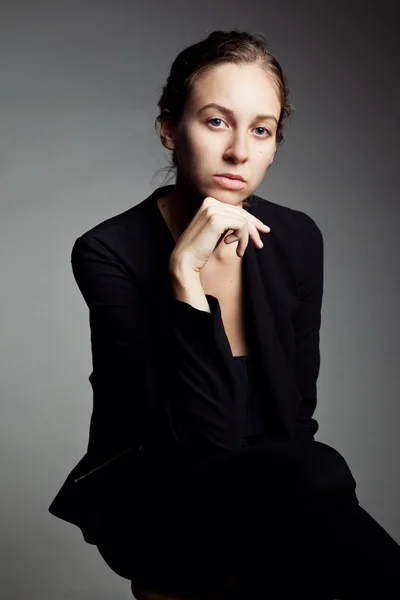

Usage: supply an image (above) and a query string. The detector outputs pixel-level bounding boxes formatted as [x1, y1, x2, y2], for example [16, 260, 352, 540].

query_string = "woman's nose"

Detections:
[224, 134, 249, 163]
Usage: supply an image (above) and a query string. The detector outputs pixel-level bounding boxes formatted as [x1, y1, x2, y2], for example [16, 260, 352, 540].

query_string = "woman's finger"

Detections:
[225, 219, 264, 248]
[236, 225, 249, 257]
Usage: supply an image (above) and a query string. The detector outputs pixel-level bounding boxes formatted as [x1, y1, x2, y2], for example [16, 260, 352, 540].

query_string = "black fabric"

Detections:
[47, 184, 400, 597]
[48, 184, 324, 538]
[94, 438, 400, 599]
[233, 355, 268, 441]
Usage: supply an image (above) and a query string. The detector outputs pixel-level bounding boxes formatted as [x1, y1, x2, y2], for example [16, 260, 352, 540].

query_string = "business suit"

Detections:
[49, 185, 400, 598]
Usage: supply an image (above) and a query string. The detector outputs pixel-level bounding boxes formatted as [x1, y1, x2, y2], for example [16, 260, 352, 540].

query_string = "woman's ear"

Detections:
[269, 144, 278, 166]
[160, 110, 176, 151]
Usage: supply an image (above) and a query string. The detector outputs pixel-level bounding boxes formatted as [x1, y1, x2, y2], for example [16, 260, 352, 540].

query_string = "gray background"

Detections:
[1, 0, 399, 599]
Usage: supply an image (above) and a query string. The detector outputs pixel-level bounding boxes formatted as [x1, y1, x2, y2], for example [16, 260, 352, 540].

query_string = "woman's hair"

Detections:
[154, 29, 294, 204]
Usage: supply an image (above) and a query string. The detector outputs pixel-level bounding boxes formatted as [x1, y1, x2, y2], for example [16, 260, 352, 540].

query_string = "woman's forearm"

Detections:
[169, 262, 211, 313]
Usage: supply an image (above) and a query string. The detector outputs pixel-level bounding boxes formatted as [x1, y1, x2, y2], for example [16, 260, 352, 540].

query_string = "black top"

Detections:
[233, 355, 267, 446]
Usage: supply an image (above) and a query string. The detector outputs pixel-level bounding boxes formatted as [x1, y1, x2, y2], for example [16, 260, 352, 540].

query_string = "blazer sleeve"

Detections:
[292, 216, 324, 440]
[71, 234, 242, 462]
[71, 234, 148, 455]
[162, 293, 243, 460]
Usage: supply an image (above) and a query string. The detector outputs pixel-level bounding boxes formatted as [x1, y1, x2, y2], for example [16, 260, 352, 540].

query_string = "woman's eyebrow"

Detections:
[198, 103, 278, 124]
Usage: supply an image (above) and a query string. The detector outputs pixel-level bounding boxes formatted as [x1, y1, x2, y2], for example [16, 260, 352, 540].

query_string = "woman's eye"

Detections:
[207, 119, 270, 137]
[208, 118, 224, 128]
[254, 127, 270, 137]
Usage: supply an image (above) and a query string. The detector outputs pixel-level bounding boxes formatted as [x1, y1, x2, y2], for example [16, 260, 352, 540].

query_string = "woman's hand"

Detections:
[169, 196, 271, 274]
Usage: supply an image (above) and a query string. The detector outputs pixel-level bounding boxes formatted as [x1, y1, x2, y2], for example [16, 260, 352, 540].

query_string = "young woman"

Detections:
[49, 30, 400, 599]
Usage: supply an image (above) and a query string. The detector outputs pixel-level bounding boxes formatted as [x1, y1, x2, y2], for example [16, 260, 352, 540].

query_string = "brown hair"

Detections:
[154, 30, 294, 203]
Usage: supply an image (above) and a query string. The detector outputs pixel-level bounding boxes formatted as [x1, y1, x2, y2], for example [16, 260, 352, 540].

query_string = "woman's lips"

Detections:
[213, 175, 246, 190]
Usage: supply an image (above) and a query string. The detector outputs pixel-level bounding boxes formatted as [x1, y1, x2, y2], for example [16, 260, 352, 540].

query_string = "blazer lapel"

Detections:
[242, 215, 302, 440]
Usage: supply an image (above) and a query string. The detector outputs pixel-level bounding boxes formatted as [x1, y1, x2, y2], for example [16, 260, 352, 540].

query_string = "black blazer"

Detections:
[48, 184, 324, 544]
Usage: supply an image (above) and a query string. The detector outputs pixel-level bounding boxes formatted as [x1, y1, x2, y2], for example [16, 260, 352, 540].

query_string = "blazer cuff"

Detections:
[166, 294, 229, 354]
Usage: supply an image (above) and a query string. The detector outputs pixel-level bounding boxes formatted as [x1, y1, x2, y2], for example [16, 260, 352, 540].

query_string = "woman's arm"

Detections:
[71, 234, 242, 462]
[71, 235, 148, 456]
[163, 266, 243, 460]
[292, 216, 324, 440]
[169, 261, 211, 313]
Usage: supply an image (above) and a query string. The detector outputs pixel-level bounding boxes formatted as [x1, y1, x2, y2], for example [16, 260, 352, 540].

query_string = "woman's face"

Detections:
[162, 62, 281, 205]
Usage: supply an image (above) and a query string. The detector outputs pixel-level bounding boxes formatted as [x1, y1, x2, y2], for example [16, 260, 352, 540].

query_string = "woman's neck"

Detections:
[164, 177, 201, 239]
[164, 172, 246, 241]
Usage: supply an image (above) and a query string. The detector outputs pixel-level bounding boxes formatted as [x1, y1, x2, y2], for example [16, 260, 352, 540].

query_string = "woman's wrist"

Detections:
[169, 262, 210, 313]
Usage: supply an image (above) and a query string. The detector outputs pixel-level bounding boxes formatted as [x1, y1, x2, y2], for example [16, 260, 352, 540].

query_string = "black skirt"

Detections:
[93, 436, 400, 599]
